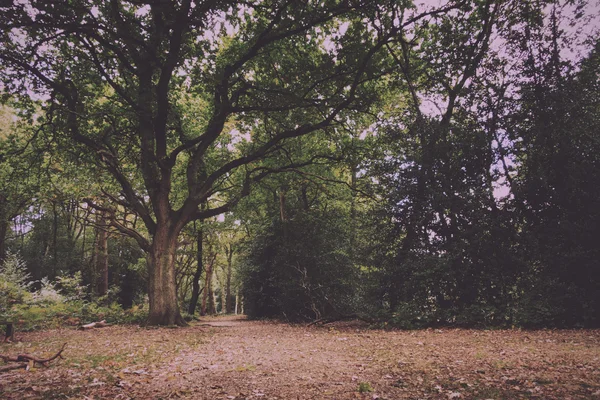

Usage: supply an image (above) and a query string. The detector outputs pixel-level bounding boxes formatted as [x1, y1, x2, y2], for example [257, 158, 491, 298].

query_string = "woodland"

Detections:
[0, 0, 599, 333]
[1, 1, 600, 399]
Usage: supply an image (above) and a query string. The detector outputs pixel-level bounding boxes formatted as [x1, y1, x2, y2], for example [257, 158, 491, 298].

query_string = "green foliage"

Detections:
[31, 277, 65, 305]
[0, 1, 598, 329]
[0, 253, 146, 330]
[241, 209, 359, 322]
[13, 301, 147, 331]
[0, 252, 32, 317]
[357, 382, 374, 393]
[55, 271, 88, 301]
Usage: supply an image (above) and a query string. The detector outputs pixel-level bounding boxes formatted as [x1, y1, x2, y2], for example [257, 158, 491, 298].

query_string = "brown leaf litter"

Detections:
[1, 316, 599, 399]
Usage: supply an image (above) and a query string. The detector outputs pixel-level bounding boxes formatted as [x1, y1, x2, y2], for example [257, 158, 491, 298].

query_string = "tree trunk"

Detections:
[235, 289, 239, 315]
[147, 226, 186, 326]
[225, 244, 233, 314]
[201, 256, 215, 316]
[188, 224, 203, 315]
[95, 210, 109, 296]
[0, 219, 8, 263]
[52, 202, 58, 275]
[279, 189, 287, 238]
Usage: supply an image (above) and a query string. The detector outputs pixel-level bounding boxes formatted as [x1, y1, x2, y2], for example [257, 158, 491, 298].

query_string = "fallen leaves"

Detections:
[0, 318, 599, 399]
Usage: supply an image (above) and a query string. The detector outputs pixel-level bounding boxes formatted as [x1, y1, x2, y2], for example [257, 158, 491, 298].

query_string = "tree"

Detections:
[0, 1, 358, 324]
[1, 0, 466, 325]
[364, 0, 511, 318]
[0, 105, 43, 262]
[510, 24, 600, 326]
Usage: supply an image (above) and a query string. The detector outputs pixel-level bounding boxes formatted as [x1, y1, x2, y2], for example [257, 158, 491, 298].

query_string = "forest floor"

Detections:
[1, 316, 599, 400]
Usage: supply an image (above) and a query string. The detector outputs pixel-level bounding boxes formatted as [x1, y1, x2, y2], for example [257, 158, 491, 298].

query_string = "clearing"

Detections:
[1, 316, 599, 399]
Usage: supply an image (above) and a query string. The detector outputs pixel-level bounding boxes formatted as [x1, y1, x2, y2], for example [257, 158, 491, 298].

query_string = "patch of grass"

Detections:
[235, 364, 256, 372]
[492, 359, 514, 370]
[85, 354, 115, 368]
[358, 382, 374, 393]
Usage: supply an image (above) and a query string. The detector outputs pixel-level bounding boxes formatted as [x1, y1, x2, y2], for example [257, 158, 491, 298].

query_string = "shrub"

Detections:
[56, 271, 88, 301]
[13, 301, 148, 331]
[30, 277, 65, 304]
[241, 210, 359, 322]
[0, 252, 32, 318]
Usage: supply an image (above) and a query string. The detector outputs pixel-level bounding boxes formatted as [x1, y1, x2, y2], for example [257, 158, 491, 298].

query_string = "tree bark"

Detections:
[188, 224, 203, 315]
[52, 201, 58, 275]
[225, 243, 233, 314]
[95, 210, 109, 296]
[235, 289, 239, 314]
[201, 255, 215, 316]
[279, 190, 287, 222]
[147, 225, 186, 326]
[0, 219, 8, 263]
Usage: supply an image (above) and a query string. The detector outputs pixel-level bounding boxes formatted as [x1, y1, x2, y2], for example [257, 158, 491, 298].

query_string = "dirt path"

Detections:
[1, 317, 599, 399]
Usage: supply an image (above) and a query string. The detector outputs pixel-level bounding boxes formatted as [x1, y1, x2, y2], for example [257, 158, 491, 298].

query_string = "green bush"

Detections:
[0, 252, 32, 318]
[55, 271, 88, 301]
[241, 210, 359, 322]
[0, 252, 148, 331]
[13, 301, 148, 331]
[30, 277, 65, 304]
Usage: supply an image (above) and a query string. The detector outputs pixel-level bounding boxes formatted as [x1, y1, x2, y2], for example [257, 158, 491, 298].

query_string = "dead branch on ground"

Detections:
[78, 320, 109, 330]
[0, 343, 67, 370]
[0, 362, 28, 372]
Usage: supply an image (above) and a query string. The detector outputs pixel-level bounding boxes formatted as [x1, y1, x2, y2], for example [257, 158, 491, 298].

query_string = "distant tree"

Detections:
[511, 30, 600, 326]
[0, 105, 43, 262]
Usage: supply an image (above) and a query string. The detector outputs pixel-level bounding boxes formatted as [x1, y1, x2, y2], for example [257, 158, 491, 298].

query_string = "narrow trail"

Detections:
[151, 316, 375, 399]
[1, 317, 599, 399]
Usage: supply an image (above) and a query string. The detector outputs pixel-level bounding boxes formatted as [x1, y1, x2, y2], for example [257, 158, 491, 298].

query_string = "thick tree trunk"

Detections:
[147, 227, 186, 326]
[188, 225, 203, 315]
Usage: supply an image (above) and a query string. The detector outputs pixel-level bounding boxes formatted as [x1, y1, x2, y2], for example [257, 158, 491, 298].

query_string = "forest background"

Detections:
[0, 0, 599, 330]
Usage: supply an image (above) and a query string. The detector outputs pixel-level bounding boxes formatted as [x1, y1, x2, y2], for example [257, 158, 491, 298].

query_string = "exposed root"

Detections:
[145, 312, 189, 327]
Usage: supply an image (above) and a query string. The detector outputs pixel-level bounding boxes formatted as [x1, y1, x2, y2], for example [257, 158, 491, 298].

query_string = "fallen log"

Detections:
[0, 343, 67, 370]
[78, 320, 109, 330]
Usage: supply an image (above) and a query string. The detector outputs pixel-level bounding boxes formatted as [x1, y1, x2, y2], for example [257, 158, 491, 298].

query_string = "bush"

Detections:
[13, 301, 148, 331]
[0, 252, 32, 318]
[55, 271, 88, 301]
[241, 210, 360, 322]
[0, 252, 148, 330]
[30, 277, 65, 304]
